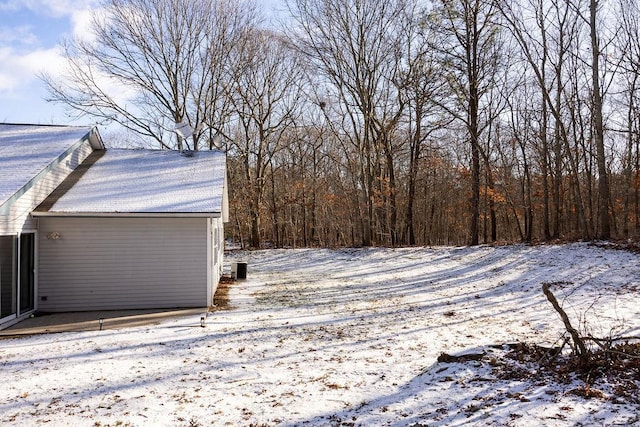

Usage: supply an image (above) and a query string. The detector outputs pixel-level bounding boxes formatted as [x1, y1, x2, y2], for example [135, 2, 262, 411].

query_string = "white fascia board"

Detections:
[206, 218, 213, 306]
[31, 211, 222, 218]
[222, 171, 229, 223]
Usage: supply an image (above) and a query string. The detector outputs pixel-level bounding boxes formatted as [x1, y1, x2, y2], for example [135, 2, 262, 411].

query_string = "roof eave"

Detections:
[31, 211, 222, 218]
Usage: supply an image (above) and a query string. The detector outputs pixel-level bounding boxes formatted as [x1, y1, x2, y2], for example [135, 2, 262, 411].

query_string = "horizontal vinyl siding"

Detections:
[0, 140, 94, 234]
[208, 218, 224, 300]
[213, 218, 224, 284]
[38, 217, 208, 311]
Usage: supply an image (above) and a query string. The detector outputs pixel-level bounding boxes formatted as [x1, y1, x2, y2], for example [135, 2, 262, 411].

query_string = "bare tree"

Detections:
[429, 0, 504, 245]
[616, 0, 640, 236]
[499, 0, 593, 239]
[229, 29, 305, 248]
[396, 12, 451, 245]
[42, 0, 256, 149]
[587, 0, 611, 238]
[288, 0, 416, 246]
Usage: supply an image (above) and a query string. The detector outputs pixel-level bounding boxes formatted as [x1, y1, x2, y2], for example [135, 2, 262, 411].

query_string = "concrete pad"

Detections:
[0, 308, 208, 337]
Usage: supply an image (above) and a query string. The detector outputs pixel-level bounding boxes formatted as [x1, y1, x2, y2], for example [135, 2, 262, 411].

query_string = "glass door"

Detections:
[0, 235, 16, 322]
[19, 233, 35, 313]
[0, 233, 36, 324]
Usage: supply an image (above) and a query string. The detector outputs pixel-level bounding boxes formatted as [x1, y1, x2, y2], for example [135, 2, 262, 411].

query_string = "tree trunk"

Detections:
[251, 207, 261, 248]
[469, 91, 481, 246]
[541, 96, 551, 240]
[405, 133, 419, 245]
[590, 0, 610, 239]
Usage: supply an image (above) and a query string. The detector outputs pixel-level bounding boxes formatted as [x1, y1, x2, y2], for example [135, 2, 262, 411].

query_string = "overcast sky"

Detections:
[0, 0, 285, 129]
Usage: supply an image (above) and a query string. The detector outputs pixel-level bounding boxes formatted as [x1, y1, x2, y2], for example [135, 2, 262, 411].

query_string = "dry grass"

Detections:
[211, 275, 235, 311]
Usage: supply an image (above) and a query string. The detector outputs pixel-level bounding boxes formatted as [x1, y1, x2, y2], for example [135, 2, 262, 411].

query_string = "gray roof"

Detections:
[0, 124, 93, 211]
[37, 149, 227, 215]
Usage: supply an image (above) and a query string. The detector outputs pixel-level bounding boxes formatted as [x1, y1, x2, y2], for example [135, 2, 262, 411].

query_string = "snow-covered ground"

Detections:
[1, 243, 639, 426]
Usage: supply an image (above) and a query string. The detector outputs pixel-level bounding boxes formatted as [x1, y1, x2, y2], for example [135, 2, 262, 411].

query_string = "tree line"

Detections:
[44, 0, 640, 247]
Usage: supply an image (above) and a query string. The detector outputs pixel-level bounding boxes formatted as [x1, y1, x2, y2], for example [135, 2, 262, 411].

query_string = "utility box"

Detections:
[232, 262, 247, 280]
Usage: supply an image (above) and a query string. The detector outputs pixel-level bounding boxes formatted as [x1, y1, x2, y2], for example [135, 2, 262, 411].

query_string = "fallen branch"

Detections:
[542, 282, 590, 365]
[437, 352, 484, 363]
[585, 336, 640, 344]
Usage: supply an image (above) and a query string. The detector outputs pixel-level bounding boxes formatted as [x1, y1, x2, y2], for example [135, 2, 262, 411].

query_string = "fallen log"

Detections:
[437, 352, 485, 363]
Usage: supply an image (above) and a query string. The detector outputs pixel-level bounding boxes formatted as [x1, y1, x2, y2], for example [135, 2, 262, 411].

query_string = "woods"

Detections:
[45, 0, 640, 247]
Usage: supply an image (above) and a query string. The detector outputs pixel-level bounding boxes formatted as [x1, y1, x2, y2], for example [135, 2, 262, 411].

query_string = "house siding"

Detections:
[38, 217, 209, 311]
[209, 217, 224, 299]
[0, 139, 94, 235]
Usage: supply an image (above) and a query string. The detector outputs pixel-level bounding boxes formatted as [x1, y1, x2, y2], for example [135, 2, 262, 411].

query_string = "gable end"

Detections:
[0, 130, 93, 216]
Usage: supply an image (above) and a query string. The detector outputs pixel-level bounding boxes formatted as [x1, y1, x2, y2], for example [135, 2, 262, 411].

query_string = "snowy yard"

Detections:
[1, 243, 639, 426]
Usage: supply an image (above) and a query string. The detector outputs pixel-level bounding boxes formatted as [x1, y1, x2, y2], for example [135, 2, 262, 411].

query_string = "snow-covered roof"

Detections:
[0, 124, 94, 212]
[36, 149, 227, 216]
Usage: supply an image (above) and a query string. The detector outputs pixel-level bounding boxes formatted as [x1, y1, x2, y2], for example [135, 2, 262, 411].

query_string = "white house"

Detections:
[0, 124, 228, 329]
